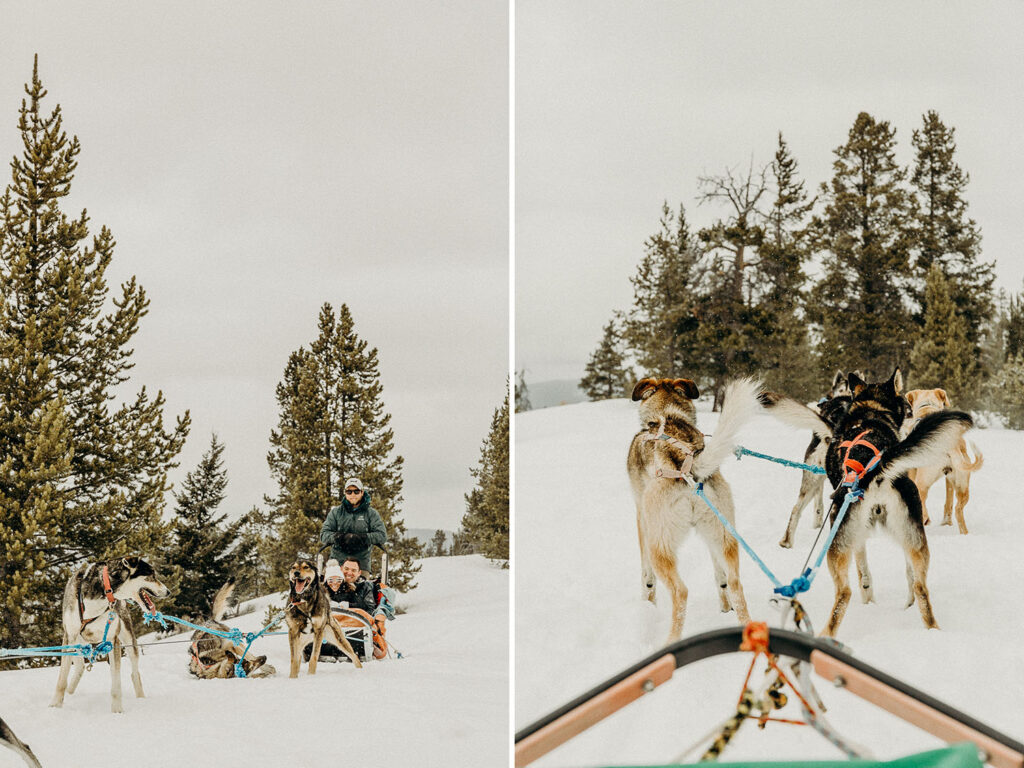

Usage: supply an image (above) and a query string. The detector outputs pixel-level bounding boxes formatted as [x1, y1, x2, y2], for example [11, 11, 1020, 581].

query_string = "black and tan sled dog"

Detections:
[760, 368, 972, 637]
[188, 579, 275, 679]
[50, 557, 169, 713]
[628, 377, 762, 645]
[285, 558, 362, 677]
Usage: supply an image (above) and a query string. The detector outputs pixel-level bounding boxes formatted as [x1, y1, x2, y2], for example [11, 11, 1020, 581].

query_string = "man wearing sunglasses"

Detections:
[320, 478, 388, 578]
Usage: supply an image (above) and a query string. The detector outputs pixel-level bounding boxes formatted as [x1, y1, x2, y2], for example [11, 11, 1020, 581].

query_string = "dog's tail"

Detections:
[866, 410, 974, 484]
[0, 716, 43, 768]
[955, 440, 984, 473]
[692, 378, 763, 480]
[758, 391, 833, 440]
[211, 578, 236, 623]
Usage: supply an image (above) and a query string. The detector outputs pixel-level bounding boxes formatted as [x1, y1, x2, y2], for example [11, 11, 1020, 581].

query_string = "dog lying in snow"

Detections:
[188, 579, 275, 679]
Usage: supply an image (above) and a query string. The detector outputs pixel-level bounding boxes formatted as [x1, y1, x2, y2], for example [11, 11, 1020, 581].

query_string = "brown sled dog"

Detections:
[285, 558, 362, 677]
[760, 369, 972, 637]
[903, 388, 983, 534]
[188, 580, 275, 679]
[628, 377, 761, 645]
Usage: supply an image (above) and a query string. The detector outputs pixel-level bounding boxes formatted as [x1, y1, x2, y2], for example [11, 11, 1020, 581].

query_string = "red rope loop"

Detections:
[740, 622, 770, 655]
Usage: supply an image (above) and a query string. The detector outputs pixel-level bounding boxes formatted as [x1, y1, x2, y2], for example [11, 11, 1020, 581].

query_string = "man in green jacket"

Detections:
[320, 478, 387, 576]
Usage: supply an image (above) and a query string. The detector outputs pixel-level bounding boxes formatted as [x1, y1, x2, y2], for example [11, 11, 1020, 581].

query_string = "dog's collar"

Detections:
[101, 566, 117, 604]
[78, 565, 118, 631]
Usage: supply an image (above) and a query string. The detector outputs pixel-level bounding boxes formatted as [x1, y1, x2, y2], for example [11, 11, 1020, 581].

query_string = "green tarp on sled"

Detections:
[606, 742, 983, 768]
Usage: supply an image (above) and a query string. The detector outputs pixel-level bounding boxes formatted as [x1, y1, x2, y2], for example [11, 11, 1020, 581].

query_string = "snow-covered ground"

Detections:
[1, 555, 508, 768]
[516, 397, 1024, 765]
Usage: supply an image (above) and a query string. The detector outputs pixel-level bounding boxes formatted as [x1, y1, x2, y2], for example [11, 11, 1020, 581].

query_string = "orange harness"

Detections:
[838, 429, 882, 486]
[79, 565, 117, 632]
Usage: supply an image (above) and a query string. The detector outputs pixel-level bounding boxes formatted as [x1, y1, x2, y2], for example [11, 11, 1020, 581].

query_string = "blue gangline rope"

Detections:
[733, 445, 827, 475]
[694, 481, 862, 598]
[1, 609, 117, 662]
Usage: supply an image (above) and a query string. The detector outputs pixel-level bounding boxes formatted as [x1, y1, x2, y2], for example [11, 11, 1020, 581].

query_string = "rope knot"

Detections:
[740, 622, 770, 654]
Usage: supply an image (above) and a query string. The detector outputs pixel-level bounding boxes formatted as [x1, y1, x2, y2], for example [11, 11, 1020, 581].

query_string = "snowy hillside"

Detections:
[515, 398, 1024, 765]
[1, 555, 508, 768]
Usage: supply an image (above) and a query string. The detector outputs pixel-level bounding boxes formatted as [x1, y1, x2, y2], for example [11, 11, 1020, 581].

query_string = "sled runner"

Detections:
[514, 623, 1023, 768]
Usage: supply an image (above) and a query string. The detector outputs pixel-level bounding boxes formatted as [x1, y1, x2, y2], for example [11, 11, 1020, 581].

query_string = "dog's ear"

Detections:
[848, 371, 867, 396]
[905, 390, 919, 407]
[670, 378, 699, 400]
[631, 378, 658, 401]
[888, 367, 903, 395]
[937, 388, 951, 407]
[121, 556, 139, 573]
[832, 370, 845, 389]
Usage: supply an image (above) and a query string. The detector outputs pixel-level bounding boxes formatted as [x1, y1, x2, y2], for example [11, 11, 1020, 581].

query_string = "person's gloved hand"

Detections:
[340, 532, 368, 551]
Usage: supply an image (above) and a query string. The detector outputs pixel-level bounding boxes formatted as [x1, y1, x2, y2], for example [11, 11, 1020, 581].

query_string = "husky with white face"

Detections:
[50, 556, 169, 713]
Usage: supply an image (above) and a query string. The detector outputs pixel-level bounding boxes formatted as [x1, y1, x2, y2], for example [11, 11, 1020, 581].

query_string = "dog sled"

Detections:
[303, 547, 397, 664]
[514, 620, 1024, 768]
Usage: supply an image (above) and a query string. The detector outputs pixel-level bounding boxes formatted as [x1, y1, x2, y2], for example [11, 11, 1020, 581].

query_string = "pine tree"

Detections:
[266, 303, 420, 591]
[907, 111, 994, 351]
[0, 59, 189, 655]
[908, 266, 977, 405]
[808, 112, 913, 377]
[622, 203, 704, 382]
[758, 134, 819, 400]
[580, 317, 631, 400]
[430, 529, 447, 557]
[460, 387, 509, 565]
[162, 435, 242, 619]
[515, 369, 531, 412]
[988, 353, 1024, 429]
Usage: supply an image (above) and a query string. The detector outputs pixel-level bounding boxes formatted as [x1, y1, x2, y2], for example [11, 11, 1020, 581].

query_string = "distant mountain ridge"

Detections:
[522, 379, 587, 410]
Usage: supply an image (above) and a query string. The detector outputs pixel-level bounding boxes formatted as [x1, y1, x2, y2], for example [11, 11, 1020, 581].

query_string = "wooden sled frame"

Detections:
[514, 626, 1024, 768]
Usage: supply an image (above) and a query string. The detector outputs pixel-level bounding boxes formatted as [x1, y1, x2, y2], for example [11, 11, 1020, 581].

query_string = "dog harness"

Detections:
[641, 425, 696, 480]
[838, 429, 882, 486]
[78, 565, 118, 632]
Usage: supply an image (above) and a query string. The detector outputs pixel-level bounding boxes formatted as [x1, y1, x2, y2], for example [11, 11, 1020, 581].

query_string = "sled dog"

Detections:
[188, 579, 275, 679]
[0, 716, 43, 768]
[627, 377, 761, 645]
[779, 370, 862, 548]
[285, 558, 362, 677]
[903, 388, 984, 534]
[50, 557, 169, 713]
[760, 369, 972, 636]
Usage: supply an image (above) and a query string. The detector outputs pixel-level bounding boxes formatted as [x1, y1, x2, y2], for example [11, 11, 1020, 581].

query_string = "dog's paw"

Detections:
[778, 538, 793, 549]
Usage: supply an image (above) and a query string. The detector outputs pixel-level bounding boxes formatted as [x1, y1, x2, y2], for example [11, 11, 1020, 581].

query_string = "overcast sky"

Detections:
[1, 1, 508, 532]
[516, 0, 1024, 384]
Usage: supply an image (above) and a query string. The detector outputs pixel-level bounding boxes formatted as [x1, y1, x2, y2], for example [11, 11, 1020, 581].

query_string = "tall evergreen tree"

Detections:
[757, 134, 819, 400]
[580, 317, 631, 400]
[266, 303, 419, 591]
[908, 266, 977, 405]
[907, 111, 994, 350]
[808, 112, 913, 377]
[460, 387, 509, 565]
[623, 203, 704, 381]
[0, 59, 189, 654]
[162, 435, 242, 619]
